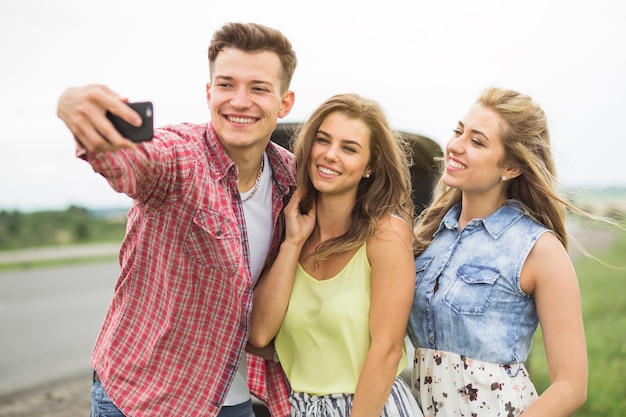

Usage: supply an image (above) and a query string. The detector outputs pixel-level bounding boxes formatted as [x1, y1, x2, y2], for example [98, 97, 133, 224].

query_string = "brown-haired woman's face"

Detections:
[308, 112, 372, 198]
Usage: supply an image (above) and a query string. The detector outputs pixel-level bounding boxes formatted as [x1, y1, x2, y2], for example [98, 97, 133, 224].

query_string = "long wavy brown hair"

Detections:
[292, 93, 414, 263]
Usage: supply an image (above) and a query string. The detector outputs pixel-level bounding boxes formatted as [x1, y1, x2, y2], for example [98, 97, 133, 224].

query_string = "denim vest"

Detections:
[407, 200, 551, 366]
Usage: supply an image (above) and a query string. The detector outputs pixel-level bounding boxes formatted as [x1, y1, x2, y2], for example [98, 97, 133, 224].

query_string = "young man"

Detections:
[56, 22, 296, 417]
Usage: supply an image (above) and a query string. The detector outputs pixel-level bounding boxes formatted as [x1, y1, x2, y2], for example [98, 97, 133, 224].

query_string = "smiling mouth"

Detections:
[448, 159, 466, 170]
[318, 166, 340, 176]
[226, 115, 257, 124]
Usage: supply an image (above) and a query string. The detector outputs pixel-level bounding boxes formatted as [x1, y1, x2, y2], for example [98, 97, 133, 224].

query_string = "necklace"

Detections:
[241, 155, 264, 203]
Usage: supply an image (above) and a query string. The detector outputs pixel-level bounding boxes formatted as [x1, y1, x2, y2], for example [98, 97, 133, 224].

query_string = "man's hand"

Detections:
[57, 84, 143, 153]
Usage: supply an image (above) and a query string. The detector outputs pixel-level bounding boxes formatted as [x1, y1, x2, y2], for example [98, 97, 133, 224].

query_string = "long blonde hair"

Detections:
[292, 93, 414, 263]
[415, 87, 576, 254]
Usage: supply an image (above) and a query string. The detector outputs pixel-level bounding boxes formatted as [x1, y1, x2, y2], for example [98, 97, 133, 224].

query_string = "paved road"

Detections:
[0, 262, 118, 395]
[0, 243, 120, 265]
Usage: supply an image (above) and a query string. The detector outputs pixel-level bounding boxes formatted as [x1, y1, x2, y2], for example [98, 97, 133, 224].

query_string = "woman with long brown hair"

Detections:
[250, 93, 422, 417]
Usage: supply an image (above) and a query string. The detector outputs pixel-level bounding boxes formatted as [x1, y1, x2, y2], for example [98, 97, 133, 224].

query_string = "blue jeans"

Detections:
[218, 399, 255, 417]
[90, 380, 125, 417]
[90, 375, 255, 417]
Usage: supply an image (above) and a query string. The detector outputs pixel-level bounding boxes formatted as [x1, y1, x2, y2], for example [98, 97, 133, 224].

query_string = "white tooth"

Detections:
[449, 160, 465, 169]
[319, 167, 339, 176]
[229, 116, 254, 124]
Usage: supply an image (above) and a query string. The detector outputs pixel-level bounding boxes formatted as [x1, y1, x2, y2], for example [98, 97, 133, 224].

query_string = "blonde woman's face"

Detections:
[443, 104, 510, 196]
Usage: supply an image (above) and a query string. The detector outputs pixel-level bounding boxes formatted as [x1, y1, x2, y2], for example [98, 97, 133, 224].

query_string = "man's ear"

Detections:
[278, 90, 295, 119]
[205, 83, 211, 106]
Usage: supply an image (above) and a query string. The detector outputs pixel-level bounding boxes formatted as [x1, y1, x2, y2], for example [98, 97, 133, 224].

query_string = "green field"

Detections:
[529, 227, 626, 416]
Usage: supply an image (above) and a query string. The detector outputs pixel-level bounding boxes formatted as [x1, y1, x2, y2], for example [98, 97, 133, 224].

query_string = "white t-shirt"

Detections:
[224, 152, 273, 406]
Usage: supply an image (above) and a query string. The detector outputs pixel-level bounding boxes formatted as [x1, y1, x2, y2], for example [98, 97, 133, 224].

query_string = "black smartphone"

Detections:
[106, 101, 154, 142]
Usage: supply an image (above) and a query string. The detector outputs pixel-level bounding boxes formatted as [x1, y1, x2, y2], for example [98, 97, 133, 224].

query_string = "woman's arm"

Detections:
[245, 341, 276, 360]
[350, 216, 415, 417]
[520, 232, 588, 417]
[249, 189, 316, 348]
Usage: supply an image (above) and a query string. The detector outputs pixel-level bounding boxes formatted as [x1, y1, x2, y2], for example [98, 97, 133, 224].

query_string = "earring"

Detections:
[364, 173, 371, 179]
[501, 175, 507, 182]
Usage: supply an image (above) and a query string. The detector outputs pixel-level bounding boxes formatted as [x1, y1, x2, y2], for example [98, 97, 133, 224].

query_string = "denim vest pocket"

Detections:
[414, 257, 433, 286]
[184, 208, 241, 272]
[443, 264, 500, 315]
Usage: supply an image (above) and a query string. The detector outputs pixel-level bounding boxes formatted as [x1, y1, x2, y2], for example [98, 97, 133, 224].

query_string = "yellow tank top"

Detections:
[274, 243, 408, 395]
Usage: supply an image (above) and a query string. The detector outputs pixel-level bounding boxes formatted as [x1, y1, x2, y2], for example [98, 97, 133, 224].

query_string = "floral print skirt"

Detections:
[412, 348, 538, 417]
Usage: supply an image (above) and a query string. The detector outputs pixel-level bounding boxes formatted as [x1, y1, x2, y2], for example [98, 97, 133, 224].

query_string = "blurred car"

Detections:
[251, 123, 442, 415]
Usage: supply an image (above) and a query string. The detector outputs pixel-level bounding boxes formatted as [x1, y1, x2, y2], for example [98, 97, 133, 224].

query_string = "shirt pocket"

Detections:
[414, 256, 432, 287]
[443, 264, 500, 315]
[184, 208, 241, 273]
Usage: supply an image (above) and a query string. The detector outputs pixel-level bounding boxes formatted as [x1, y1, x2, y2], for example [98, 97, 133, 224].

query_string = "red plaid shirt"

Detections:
[80, 123, 294, 417]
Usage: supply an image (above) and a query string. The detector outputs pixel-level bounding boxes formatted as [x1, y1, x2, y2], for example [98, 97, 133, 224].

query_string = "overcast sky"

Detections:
[1, 0, 625, 211]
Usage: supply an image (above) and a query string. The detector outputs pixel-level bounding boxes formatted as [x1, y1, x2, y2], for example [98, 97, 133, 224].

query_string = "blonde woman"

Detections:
[408, 87, 587, 417]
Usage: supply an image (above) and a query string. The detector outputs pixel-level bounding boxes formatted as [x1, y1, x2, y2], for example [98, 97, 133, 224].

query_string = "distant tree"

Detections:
[0, 206, 126, 250]
[74, 221, 91, 241]
[0, 210, 23, 248]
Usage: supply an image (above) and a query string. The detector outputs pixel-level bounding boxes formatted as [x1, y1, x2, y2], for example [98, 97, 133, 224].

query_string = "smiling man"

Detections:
[56, 22, 297, 417]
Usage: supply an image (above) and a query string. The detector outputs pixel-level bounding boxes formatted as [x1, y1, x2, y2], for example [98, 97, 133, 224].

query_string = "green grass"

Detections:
[529, 229, 626, 416]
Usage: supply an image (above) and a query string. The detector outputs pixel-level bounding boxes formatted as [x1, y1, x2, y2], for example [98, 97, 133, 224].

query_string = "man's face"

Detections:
[207, 47, 294, 157]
